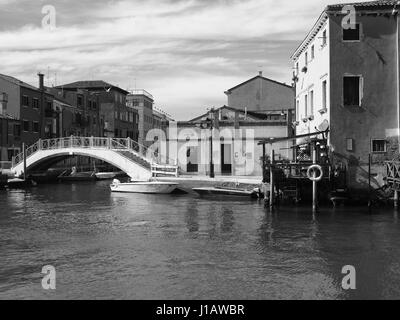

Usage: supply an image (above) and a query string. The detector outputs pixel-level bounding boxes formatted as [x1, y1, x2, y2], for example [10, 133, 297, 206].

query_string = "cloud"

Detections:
[0, 0, 357, 119]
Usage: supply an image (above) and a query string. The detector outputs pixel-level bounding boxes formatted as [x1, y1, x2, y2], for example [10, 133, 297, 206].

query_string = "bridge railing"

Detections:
[12, 136, 177, 168]
[385, 160, 400, 189]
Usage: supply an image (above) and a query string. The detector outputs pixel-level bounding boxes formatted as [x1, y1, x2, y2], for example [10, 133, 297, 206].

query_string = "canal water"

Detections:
[1, 181, 400, 300]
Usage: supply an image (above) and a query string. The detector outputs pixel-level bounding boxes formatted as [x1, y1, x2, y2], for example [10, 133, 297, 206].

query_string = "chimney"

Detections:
[259, 71, 263, 77]
[38, 73, 44, 91]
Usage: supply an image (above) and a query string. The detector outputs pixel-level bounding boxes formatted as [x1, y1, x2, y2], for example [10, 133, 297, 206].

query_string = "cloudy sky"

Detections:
[0, 0, 353, 120]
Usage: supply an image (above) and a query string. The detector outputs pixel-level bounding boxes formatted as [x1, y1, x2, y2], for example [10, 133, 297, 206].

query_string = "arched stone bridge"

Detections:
[12, 136, 178, 181]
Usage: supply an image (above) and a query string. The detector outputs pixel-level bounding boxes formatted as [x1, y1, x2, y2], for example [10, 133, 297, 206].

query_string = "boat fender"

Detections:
[307, 165, 323, 182]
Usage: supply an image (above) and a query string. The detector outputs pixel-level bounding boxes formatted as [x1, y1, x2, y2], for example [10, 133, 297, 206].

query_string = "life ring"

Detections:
[307, 165, 323, 182]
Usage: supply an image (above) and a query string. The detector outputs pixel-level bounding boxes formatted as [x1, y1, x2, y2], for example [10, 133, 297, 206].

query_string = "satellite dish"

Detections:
[318, 120, 329, 132]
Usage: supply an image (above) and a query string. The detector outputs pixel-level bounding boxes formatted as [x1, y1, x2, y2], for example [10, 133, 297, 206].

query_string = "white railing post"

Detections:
[90, 136, 94, 148]
[70, 135, 73, 148]
[38, 139, 42, 151]
[108, 137, 111, 149]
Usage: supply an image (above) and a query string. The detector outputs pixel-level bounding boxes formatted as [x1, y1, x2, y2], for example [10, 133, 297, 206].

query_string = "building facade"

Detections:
[57, 81, 133, 138]
[161, 106, 294, 177]
[224, 72, 295, 113]
[0, 73, 49, 155]
[126, 89, 155, 146]
[291, 0, 400, 190]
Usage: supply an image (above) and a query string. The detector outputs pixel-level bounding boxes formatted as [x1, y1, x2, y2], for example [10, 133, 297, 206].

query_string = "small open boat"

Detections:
[193, 186, 256, 197]
[58, 167, 97, 182]
[110, 179, 179, 194]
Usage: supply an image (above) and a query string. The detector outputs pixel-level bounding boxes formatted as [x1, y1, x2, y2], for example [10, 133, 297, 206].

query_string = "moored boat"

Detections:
[6, 178, 37, 189]
[58, 167, 97, 182]
[110, 179, 178, 194]
[193, 186, 256, 197]
[95, 172, 118, 180]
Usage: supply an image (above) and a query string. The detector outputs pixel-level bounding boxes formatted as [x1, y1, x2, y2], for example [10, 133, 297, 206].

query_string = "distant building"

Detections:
[224, 72, 295, 113]
[291, 0, 400, 190]
[167, 106, 294, 177]
[0, 113, 20, 162]
[56, 81, 132, 138]
[47, 87, 103, 137]
[0, 73, 54, 150]
[0, 92, 20, 162]
[126, 89, 155, 146]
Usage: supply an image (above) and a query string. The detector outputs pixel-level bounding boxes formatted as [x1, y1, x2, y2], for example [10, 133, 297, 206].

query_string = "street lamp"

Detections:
[197, 108, 215, 178]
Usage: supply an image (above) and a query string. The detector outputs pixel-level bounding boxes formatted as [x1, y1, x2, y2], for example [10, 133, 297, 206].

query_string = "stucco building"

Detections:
[162, 106, 294, 177]
[292, 0, 400, 190]
[224, 72, 295, 113]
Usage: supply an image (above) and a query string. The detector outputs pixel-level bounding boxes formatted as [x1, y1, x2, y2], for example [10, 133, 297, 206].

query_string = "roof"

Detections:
[0, 73, 39, 92]
[291, 0, 400, 60]
[327, 0, 399, 10]
[225, 75, 293, 94]
[56, 80, 129, 95]
[189, 105, 276, 123]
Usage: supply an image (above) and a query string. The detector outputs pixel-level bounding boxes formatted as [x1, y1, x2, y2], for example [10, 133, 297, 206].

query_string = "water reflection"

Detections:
[1, 183, 400, 299]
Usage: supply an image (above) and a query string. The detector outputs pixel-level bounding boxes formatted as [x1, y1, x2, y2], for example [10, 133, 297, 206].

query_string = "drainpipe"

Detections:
[398, 11, 400, 152]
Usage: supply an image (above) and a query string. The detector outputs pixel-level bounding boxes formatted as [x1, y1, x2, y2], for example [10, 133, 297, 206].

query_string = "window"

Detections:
[371, 139, 386, 153]
[346, 138, 354, 151]
[322, 80, 327, 109]
[77, 95, 83, 107]
[7, 149, 19, 161]
[304, 94, 308, 117]
[322, 30, 327, 47]
[296, 62, 299, 75]
[305, 51, 308, 66]
[32, 98, 39, 109]
[311, 45, 315, 59]
[14, 124, 21, 137]
[310, 90, 314, 115]
[343, 76, 362, 106]
[33, 121, 39, 133]
[296, 100, 299, 121]
[22, 95, 29, 107]
[343, 24, 360, 41]
[23, 120, 30, 132]
[47, 101, 52, 110]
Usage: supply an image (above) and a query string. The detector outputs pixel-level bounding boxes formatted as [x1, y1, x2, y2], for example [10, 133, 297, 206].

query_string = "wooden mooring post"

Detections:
[22, 142, 26, 181]
[312, 143, 318, 213]
[270, 149, 275, 209]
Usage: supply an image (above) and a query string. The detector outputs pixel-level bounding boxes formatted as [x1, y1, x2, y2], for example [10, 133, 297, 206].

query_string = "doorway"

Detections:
[186, 146, 198, 173]
[221, 144, 232, 175]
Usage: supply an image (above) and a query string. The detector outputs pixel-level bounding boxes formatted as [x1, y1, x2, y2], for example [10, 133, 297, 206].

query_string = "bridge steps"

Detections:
[116, 150, 152, 169]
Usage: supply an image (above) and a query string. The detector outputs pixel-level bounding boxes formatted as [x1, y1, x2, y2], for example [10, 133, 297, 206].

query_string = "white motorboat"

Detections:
[96, 172, 118, 180]
[110, 179, 178, 194]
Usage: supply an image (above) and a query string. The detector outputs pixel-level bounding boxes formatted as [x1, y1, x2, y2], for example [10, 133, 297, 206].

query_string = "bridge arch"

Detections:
[11, 137, 178, 181]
